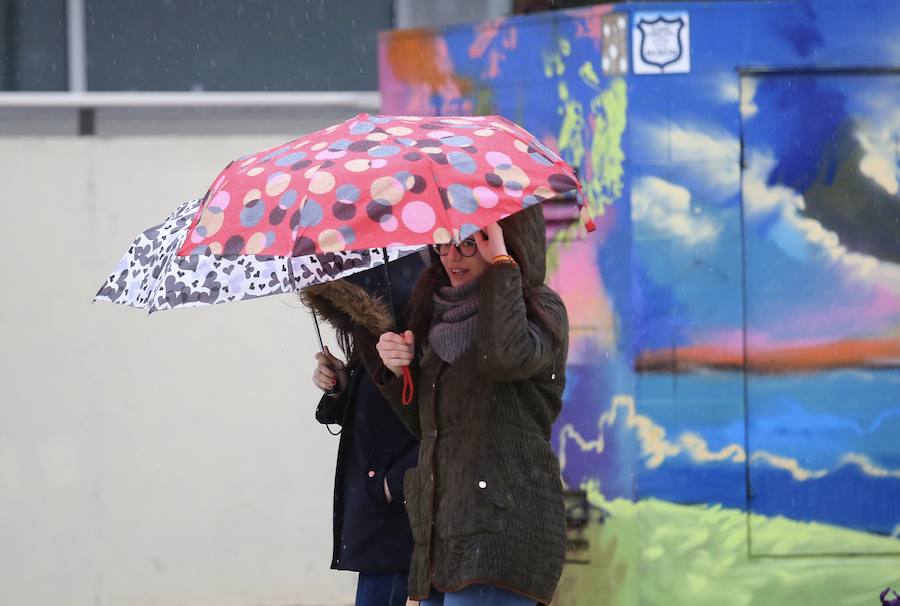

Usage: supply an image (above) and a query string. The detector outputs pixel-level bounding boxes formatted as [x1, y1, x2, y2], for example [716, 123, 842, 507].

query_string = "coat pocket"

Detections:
[444, 461, 513, 537]
[361, 449, 391, 511]
[402, 467, 428, 546]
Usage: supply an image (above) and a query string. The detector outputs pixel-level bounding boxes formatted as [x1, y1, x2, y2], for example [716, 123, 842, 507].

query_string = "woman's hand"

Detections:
[377, 330, 415, 377]
[474, 222, 508, 262]
[312, 346, 349, 395]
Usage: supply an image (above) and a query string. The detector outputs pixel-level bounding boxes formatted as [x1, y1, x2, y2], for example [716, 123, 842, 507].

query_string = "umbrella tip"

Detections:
[580, 206, 597, 233]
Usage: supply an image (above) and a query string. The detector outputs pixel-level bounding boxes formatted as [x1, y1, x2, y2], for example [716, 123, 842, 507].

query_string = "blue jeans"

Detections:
[421, 584, 536, 605]
[355, 572, 408, 606]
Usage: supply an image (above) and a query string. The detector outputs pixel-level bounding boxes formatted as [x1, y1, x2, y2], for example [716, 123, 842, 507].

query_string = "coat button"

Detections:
[478, 480, 487, 489]
[367, 470, 376, 478]
[431, 383, 436, 391]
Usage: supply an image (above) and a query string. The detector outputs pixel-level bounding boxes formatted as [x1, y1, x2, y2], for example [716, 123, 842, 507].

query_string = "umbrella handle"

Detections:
[311, 308, 339, 396]
[401, 366, 414, 406]
[380, 247, 414, 405]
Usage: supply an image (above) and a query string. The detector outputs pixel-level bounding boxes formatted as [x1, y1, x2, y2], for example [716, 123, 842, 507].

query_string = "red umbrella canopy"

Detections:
[179, 114, 583, 258]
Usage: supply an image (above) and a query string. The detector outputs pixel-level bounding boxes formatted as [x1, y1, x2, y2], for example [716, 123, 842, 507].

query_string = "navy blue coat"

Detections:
[306, 251, 426, 573]
[316, 371, 418, 572]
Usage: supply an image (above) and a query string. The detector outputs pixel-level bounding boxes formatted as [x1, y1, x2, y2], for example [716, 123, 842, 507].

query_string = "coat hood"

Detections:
[300, 279, 394, 337]
[300, 251, 428, 337]
[498, 204, 547, 287]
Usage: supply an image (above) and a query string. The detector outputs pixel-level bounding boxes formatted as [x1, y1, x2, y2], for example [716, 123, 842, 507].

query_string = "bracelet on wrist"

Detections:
[491, 254, 516, 265]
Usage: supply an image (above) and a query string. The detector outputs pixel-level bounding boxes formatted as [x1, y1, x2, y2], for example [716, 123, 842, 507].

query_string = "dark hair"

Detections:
[407, 233, 564, 348]
[314, 306, 364, 367]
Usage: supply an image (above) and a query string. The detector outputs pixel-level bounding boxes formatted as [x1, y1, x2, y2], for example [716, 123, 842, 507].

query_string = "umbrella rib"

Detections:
[421, 151, 457, 242]
[288, 252, 325, 352]
[381, 248, 400, 332]
[286, 253, 296, 292]
[311, 307, 326, 352]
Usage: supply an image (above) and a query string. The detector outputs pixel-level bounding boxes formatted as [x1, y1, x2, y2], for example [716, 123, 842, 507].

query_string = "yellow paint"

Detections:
[544, 36, 627, 276]
[586, 78, 627, 218]
[556, 80, 587, 171]
[541, 37, 568, 78]
[578, 61, 601, 89]
[555, 487, 900, 605]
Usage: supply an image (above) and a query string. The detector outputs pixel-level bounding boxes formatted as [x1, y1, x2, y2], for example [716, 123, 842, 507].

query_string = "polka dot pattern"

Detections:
[308, 171, 336, 195]
[447, 184, 478, 214]
[401, 201, 436, 233]
[240, 199, 265, 228]
[380, 214, 398, 232]
[179, 113, 581, 257]
[276, 152, 307, 166]
[265, 173, 291, 197]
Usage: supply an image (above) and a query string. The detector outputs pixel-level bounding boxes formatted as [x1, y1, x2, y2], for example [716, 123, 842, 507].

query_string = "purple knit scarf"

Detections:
[429, 280, 480, 364]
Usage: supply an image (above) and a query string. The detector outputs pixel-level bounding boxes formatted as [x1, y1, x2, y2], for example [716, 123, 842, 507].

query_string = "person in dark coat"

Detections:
[375, 206, 568, 605]
[303, 251, 425, 606]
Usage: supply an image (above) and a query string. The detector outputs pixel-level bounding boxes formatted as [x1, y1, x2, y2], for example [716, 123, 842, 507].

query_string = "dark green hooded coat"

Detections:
[378, 206, 568, 604]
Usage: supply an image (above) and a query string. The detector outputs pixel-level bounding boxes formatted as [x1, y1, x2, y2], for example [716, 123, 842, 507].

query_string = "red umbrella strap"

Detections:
[401, 366, 414, 406]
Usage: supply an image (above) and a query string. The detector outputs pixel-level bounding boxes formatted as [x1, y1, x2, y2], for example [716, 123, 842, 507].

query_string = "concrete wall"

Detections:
[0, 132, 357, 605]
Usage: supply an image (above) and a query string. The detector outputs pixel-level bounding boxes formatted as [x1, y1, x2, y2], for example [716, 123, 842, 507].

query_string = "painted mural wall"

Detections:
[379, 1, 900, 604]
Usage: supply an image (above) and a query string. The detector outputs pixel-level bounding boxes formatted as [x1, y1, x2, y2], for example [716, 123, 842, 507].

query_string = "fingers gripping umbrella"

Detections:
[96, 113, 591, 404]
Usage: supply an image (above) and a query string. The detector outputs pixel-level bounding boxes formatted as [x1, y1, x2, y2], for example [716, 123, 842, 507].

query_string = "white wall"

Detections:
[0, 133, 357, 606]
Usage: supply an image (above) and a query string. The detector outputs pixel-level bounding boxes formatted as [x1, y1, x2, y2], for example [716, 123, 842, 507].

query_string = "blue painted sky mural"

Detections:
[380, 0, 900, 592]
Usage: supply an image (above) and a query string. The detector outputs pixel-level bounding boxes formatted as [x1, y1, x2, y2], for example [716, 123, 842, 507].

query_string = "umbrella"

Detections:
[178, 113, 591, 261]
[96, 112, 591, 403]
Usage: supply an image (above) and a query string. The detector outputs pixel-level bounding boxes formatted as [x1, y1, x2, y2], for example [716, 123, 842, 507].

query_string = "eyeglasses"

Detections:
[431, 238, 478, 257]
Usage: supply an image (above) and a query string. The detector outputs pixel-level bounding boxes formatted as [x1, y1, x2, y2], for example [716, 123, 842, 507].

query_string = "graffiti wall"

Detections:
[379, 1, 900, 603]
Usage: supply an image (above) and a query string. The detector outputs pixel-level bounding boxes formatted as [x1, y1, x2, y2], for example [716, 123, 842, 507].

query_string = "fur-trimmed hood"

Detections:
[300, 279, 394, 337]
[300, 251, 428, 339]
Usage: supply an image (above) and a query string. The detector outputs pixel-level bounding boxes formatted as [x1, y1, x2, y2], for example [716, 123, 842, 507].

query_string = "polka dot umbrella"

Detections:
[95, 113, 590, 314]
[96, 113, 590, 403]
[180, 113, 591, 261]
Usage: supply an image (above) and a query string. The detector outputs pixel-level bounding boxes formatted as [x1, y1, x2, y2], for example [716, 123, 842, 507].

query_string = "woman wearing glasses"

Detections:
[375, 205, 568, 606]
